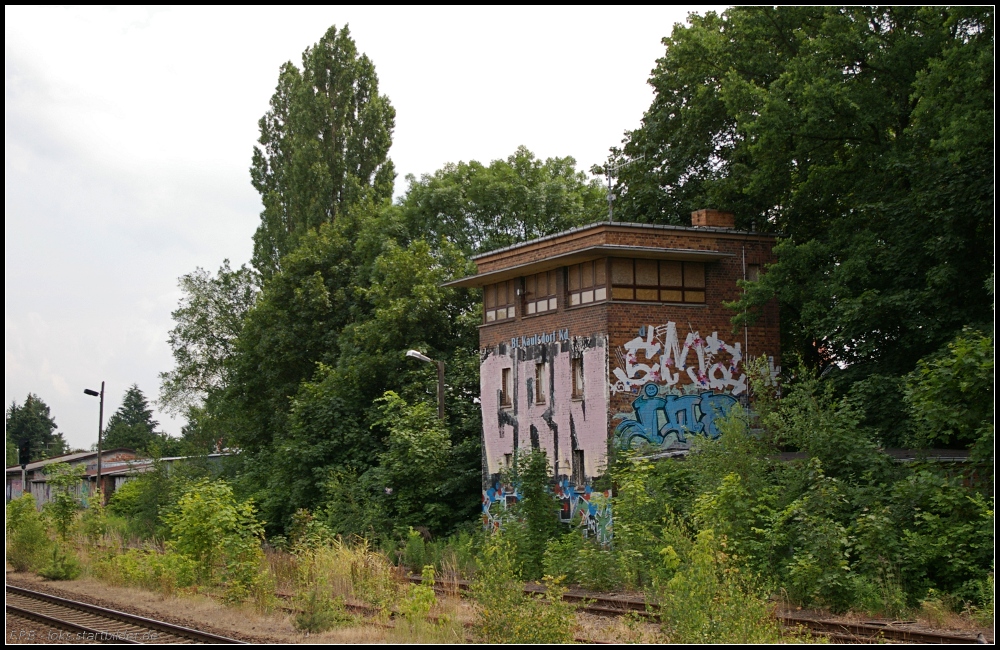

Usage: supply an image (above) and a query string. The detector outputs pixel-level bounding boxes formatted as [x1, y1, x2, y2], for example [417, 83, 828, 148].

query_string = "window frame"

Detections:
[524, 270, 558, 315]
[500, 367, 513, 407]
[484, 279, 517, 323]
[609, 258, 706, 304]
[567, 259, 608, 307]
[571, 357, 584, 399]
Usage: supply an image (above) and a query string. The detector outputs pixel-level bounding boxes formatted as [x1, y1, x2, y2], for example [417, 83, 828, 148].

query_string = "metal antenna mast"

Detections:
[603, 155, 644, 223]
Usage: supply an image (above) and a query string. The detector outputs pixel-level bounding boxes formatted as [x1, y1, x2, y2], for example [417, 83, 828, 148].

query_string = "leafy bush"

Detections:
[91, 548, 197, 593]
[81, 489, 109, 542]
[543, 531, 620, 590]
[400, 565, 438, 628]
[906, 328, 994, 460]
[6, 493, 52, 572]
[470, 534, 577, 643]
[294, 591, 354, 633]
[108, 460, 176, 540]
[658, 529, 780, 643]
[164, 479, 267, 602]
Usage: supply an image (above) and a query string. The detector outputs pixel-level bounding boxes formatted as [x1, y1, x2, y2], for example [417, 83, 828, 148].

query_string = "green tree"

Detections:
[43, 462, 86, 540]
[225, 207, 482, 533]
[104, 385, 172, 453]
[158, 260, 257, 416]
[906, 328, 994, 458]
[6, 394, 66, 463]
[251, 24, 396, 279]
[401, 146, 606, 255]
[612, 7, 993, 391]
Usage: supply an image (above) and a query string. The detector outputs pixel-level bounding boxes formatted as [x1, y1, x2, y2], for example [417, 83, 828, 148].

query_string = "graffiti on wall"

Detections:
[482, 481, 520, 531]
[613, 384, 739, 449]
[482, 478, 613, 545]
[610, 323, 747, 396]
[610, 323, 779, 450]
[554, 478, 612, 545]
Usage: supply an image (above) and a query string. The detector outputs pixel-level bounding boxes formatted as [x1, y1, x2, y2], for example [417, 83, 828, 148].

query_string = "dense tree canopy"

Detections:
[400, 146, 606, 255]
[610, 7, 993, 393]
[5, 394, 66, 464]
[251, 24, 396, 279]
[158, 260, 257, 416]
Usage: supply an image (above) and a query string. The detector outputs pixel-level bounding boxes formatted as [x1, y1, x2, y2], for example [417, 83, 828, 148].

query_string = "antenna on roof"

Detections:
[603, 155, 644, 223]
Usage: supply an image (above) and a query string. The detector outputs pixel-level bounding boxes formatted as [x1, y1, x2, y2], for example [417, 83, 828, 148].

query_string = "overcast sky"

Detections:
[5, 5, 724, 451]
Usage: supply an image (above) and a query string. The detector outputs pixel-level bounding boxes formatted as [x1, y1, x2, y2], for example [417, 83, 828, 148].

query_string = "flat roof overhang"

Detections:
[443, 245, 734, 288]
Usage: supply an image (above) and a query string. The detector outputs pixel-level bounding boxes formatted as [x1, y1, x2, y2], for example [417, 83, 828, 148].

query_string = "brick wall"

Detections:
[476, 223, 780, 484]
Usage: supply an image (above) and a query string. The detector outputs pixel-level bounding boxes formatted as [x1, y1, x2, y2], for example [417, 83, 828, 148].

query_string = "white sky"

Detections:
[5, 5, 724, 451]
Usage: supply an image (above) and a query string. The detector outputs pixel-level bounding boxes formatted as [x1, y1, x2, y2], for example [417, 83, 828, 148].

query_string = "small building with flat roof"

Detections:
[445, 210, 781, 540]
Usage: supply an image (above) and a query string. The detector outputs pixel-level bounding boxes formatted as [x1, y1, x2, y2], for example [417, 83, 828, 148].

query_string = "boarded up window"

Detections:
[609, 258, 707, 304]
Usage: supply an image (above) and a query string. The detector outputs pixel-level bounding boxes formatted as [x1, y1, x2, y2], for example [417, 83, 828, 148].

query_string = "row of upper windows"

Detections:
[483, 258, 711, 324]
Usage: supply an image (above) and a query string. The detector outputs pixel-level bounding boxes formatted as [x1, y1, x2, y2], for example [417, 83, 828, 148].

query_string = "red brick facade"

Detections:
[449, 219, 780, 537]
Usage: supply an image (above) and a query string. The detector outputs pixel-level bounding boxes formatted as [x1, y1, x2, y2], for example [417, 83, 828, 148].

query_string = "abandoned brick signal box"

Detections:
[445, 210, 780, 541]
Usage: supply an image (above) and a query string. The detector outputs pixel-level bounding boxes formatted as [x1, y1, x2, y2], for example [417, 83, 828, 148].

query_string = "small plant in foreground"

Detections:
[6, 493, 52, 572]
[658, 529, 781, 643]
[39, 544, 82, 581]
[294, 590, 354, 633]
[400, 565, 438, 629]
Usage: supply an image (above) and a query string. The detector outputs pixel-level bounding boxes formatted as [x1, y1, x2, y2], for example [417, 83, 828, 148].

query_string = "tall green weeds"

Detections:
[469, 533, 577, 643]
[6, 493, 52, 571]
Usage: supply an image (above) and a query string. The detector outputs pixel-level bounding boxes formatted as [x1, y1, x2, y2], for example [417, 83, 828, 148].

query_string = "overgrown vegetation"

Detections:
[7, 9, 992, 642]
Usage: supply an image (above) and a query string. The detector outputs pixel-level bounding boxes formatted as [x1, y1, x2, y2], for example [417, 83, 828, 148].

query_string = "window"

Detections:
[504, 453, 512, 468]
[567, 260, 607, 306]
[610, 258, 706, 304]
[572, 449, 585, 485]
[500, 368, 512, 407]
[484, 280, 517, 323]
[571, 357, 584, 399]
[534, 363, 546, 404]
[524, 270, 557, 314]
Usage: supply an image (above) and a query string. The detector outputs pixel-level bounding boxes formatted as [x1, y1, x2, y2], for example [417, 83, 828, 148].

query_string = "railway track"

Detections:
[5, 585, 245, 644]
[406, 574, 987, 643]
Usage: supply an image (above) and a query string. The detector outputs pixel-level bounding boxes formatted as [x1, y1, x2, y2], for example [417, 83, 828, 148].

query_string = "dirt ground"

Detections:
[5, 571, 446, 644]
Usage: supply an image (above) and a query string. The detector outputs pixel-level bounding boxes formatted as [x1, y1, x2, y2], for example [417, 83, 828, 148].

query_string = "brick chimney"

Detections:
[691, 209, 735, 229]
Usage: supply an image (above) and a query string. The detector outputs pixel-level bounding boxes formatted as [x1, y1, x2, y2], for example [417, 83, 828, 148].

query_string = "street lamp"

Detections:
[406, 350, 445, 420]
[84, 382, 105, 500]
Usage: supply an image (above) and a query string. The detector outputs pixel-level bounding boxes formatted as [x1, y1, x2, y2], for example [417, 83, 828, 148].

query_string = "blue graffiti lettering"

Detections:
[614, 388, 739, 450]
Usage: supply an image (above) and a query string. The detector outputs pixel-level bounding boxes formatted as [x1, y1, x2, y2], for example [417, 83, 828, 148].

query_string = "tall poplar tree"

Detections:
[251, 24, 396, 279]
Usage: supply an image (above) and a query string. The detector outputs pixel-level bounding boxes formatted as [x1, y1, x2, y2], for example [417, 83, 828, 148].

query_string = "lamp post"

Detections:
[84, 382, 105, 500]
[405, 350, 445, 420]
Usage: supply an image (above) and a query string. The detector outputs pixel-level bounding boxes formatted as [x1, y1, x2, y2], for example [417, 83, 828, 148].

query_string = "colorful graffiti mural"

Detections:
[482, 478, 613, 546]
[481, 481, 520, 531]
[554, 477, 612, 545]
[610, 323, 747, 396]
[613, 385, 739, 449]
[608, 323, 775, 451]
